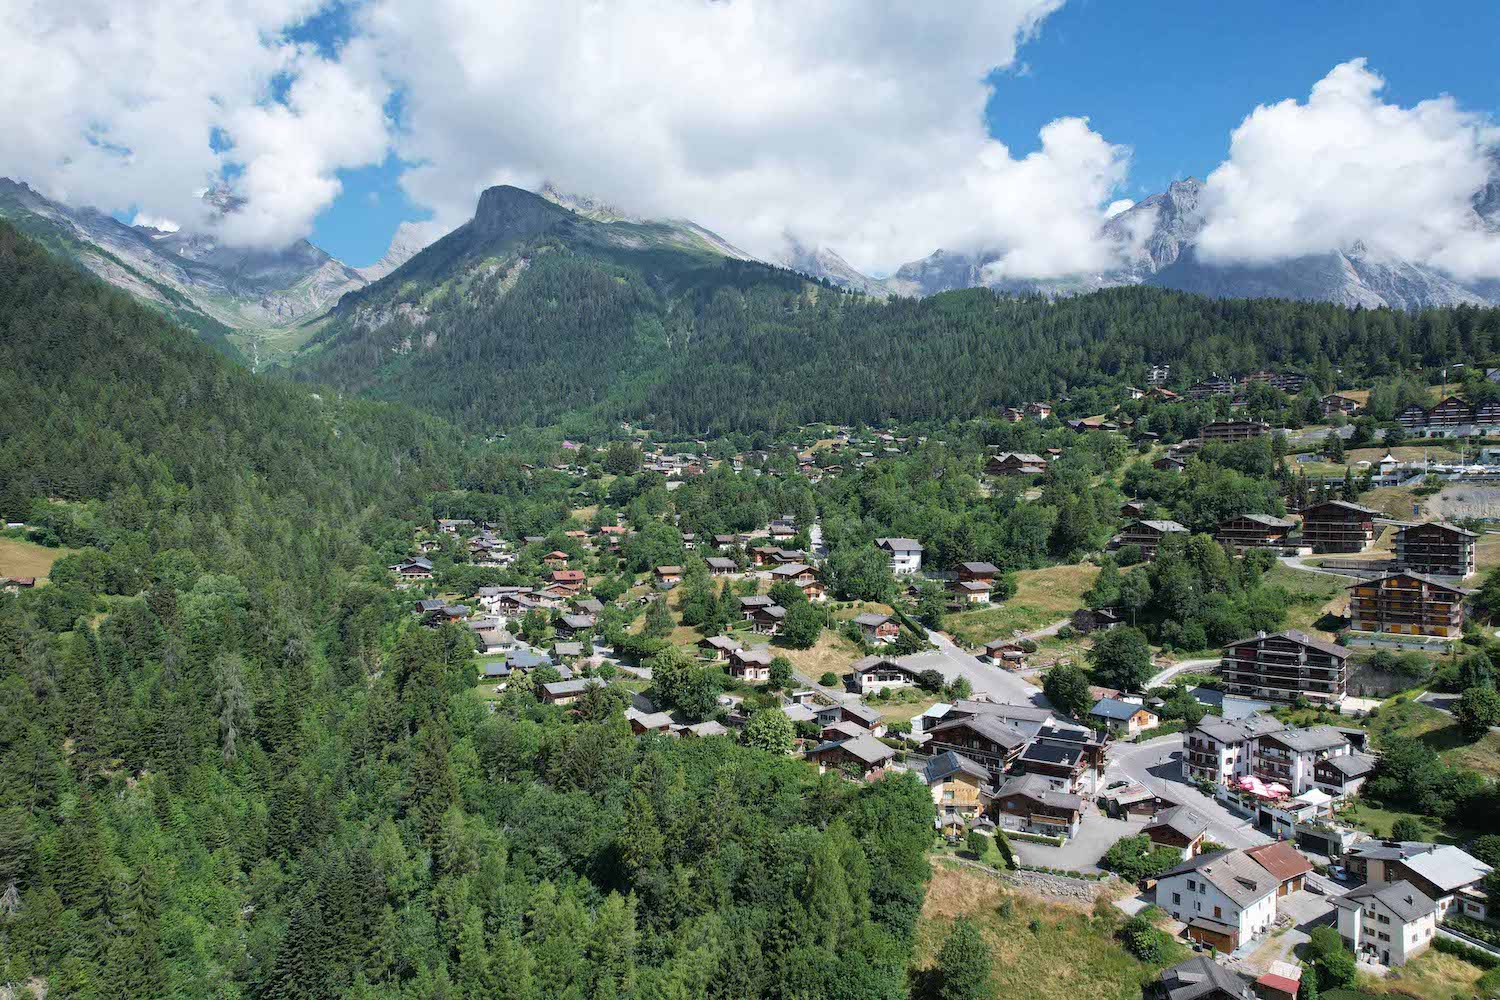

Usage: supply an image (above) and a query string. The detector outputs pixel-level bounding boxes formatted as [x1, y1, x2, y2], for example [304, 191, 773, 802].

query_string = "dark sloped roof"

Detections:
[1332, 880, 1437, 923]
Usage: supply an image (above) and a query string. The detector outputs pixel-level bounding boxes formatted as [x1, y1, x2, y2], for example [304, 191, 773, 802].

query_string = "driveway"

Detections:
[924, 628, 1047, 706]
[1146, 657, 1218, 689]
[1417, 690, 1500, 734]
[1010, 810, 1137, 873]
[1104, 734, 1272, 850]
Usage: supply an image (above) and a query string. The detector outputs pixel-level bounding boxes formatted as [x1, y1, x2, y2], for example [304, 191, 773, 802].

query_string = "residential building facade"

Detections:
[1219, 629, 1351, 704]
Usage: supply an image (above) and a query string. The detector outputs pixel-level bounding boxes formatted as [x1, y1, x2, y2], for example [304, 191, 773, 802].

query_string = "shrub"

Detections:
[819, 671, 838, 686]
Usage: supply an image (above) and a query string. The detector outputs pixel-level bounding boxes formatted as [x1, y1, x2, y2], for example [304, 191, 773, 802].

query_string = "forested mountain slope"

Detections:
[0, 223, 935, 998]
[297, 189, 1500, 437]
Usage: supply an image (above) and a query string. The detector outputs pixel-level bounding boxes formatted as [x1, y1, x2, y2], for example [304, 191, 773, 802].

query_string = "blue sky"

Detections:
[982, 0, 1500, 201]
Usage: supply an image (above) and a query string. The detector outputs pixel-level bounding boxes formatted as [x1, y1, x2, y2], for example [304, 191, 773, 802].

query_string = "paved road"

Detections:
[1276, 554, 1363, 579]
[1145, 657, 1219, 689]
[924, 628, 1047, 706]
[1417, 690, 1500, 735]
[1104, 734, 1272, 850]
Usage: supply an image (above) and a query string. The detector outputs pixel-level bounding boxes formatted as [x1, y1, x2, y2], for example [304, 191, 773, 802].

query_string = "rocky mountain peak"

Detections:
[472, 185, 570, 241]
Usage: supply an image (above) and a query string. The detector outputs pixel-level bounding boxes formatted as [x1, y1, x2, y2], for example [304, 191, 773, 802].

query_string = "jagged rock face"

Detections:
[779, 239, 891, 295]
[0, 176, 370, 330]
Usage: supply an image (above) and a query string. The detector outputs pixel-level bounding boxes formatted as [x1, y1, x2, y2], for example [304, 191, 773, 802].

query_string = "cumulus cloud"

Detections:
[1197, 59, 1500, 278]
[360, 0, 1132, 277]
[0, 0, 389, 248]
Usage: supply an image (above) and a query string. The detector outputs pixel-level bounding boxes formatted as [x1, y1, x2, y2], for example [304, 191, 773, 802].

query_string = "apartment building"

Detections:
[1249, 726, 1356, 795]
[1394, 522, 1477, 579]
[1215, 513, 1296, 552]
[1181, 716, 1287, 785]
[1347, 572, 1471, 638]
[1301, 499, 1379, 553]
[1333, 882, 1439, 967]
[1120, 518, 1190, 560]
[1200, 419, 1272, 444]
[1219, 629, 1351, 704]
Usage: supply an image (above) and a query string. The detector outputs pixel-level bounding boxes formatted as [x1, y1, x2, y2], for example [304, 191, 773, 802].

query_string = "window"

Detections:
[1377, 932, 1390, 942]
[1172, 893, 1181, 904]
[1376, 914, 1389, 924]
[1199, 884, 1206, 894]
[1187, 879, 1196, 890]
[1213, 906, 1222, 919]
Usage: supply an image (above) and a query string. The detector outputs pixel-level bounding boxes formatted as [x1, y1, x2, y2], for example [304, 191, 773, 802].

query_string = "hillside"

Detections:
[294, 189, 1500, 436]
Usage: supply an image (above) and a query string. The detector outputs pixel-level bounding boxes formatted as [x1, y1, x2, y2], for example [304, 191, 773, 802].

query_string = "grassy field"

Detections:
[1478, 532, 1500, 573]
[1262, 562, 1346, 638]
[911, 862, 1174, 1000]
[0, 536, 72, 583]
[944, 563, 1099, 646]
[1442, 730, 1500, 780]
[773, 630, 866, 683]
[1358, 485, 1423, 520]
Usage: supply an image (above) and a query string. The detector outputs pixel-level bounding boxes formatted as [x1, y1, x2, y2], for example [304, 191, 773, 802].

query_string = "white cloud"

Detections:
[1197, 58, 1500, 278]
[1105, 199, 1134, 219]
[361, 0, 1133, 277]
[0, 0, 389, 248]
[130, 213, 180, 233]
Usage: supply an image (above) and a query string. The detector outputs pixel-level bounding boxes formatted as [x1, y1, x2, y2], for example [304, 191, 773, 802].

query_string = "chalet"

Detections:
[713, 534, 739, 551]
[556, 613, 596, 638]
[875, 537, 924, 575]
[1333, 881, 1439, 967]
[1394, 522, 1477, 578]
[1099, 782, 1176, 820]
[1121, 500, 1147, 519]
[1090, 698, 1159, 737]
[1244, 841, 1313, 897]
[1347, 572, 1470, 638]
[745, 603, 786, 634]
[1144, 805, 1210, 860]
[1151, 957, 1254, 1000]
[543, 550, 570, 568]
[1312, 752, 1376, 798]
[750, 545, 782, 567]
[1301, 499, 1378, 553]
[549, 569, 586, 590]
[1119, 519, 1189, 560]
[989, 773, 1083, 837]
[956, 561, 999, 585]
[413, 598, 445, 615]
[1024, 401, 1053, 419]
[492, 591, 543, 616]
[1000, 406, 1025, 422]
[552, 641, 584, 662]
[680, 532, 697, 550]
[1158, 849, 1278, 952]
[390, 557, 434, 581]
[653, 565, 684, 588]
[853, 612, 899, 644]
[698, 635, 742, 660]
[1147, 386, 1181, 402]
[1214, 513, 1296, 552]
[1322, 393, 1362, 416]
[728, 647, 774, 682]
[850, 654, 926, 693]
[1125, 386, 1145, 400]
[805, 734, 897, 778]
[770, 563, 825, 600]
[539, 679, 600, 705]
[437, 518, 474, 534]
[982, 639, 1025, 668]
[923, 751, 991, 830]
[705, 556, 738, 576]
[574, 597, 604, 615]
[1071, 607, 1123, 634]
[1220, 629, 1351, 704]
[924, 715, 1029, 781]
[1397, 403, 1430, 430]
[626, 707, 676, 734]
[1153, 455, 1187, 473]
[986, 452, 1046, 476]
[947, 579, 992, 605]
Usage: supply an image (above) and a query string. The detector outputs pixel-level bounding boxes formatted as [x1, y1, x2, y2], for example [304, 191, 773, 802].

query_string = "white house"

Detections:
[1332, 881, 1438, 967]
[1157, 849, 1279, 954]
[850, 653, 926, 693]
[1250, 726, 1358, 796]
[875, 537, 924, 576]
[1181, 715, 1287, 786]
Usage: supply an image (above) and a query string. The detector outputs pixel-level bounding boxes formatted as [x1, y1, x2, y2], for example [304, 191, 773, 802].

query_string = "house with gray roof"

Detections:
[875, 536, 924, 575]
[1144, 805, 1210, 860]
[989, 773, 1083, 837]
[1157, 849, 1279, 953]
[1150, 956, 1253, 1000]
[1333, 880, 1439, 966]
[805, 733, 897, 777]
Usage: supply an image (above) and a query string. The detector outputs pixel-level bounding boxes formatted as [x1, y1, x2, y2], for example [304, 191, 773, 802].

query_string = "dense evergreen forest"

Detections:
[0, 223, 935, 998]
[294, 223, 1500, 436]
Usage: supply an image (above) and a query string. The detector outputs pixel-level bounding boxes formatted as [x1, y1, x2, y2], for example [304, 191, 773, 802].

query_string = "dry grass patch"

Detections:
[1356, 949, 1487, 997]
[1263, 563, 1345, 639]
[1478, 532, 1500, 573]
[0, 536, 74, 583]
[773, 630, 864, 682]
[1444, 731, 1500, 780]
[912, 863, 1165, 1000]
[1359, 486, 1423, 520]
[944, 563, 1099, 645]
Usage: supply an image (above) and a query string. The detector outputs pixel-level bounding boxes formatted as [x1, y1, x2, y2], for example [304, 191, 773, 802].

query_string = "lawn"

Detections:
[911, 862, 1176, 1000]
[868, 690, 942, 724]
[0, 535, 72, 583]
[1333, 801, 1459, 844]
[943, 563, 1099, 646]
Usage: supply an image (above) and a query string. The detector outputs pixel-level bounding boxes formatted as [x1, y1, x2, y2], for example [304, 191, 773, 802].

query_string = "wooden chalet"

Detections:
[1119, 519, 1189, 560]
[1301, 500, 1377, 553]
[1348, 572, 1470, 638]
[1394, 522, 1476, 578]
[1214, 512, 1296, 551]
